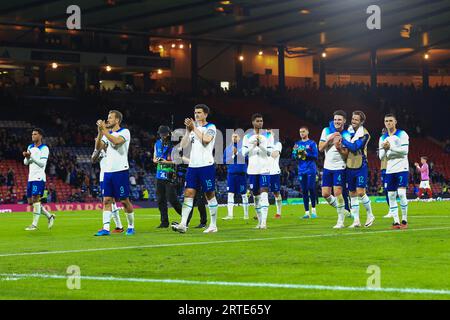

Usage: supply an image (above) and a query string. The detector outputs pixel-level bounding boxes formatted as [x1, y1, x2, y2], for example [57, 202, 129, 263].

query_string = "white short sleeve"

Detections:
[205, 124, 216, 138]
[274, 142, 282, 153]
[118, 129, 131, 142]
[41, 146, 50, 159]
[320, 128, 328, 142]
[400, 130, 409, 146]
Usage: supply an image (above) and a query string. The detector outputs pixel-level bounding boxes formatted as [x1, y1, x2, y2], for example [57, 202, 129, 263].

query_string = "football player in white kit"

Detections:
[378, 114, 410, 229]
[91, 139, 124, 233]
[242, 113, 273, 229]
[318, 110, 351, 229]
[23, 128, 55, 231]
[94, 110, 135, 236]
[172, 104, 219, 234]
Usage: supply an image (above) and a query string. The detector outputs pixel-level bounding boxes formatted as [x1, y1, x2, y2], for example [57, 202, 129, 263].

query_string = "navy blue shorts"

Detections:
[185, 165, 216, 193]
[346, 166, 368, 192]
[322, 169, 345, 188]
[103, 170, 130, 199]
[227, 173, 247, 194]
[385, 171, 409, 191]
[299, 172, 316, 191]
[269, 174, 281, 193]
[27, 181, 45, 198]
[248, 174, 270, 193]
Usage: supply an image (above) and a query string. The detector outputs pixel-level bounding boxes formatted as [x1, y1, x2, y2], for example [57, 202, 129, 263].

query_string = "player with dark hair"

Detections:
[223, 131, 249, 220]
[172, 104, 218, 233]
[319, 110, 351, 229]
[242, 113, 273, 229]
[23, 128, 55, 230]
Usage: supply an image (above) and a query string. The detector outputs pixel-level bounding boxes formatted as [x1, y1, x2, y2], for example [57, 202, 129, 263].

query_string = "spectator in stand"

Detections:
[137, 172, 145, 186]
[142, 187, 149, 201]
[129, 174, 137, 187]
[90, 181, 100, 199]
[4, 192, 11, 204]
[6, 169, 15, 187]
[51, 188, 57, 203]
[441, 182, 449, 196]
[0, 172, 5, 186]
[42, 189, 49, 203]
[444, 139, 450, 154]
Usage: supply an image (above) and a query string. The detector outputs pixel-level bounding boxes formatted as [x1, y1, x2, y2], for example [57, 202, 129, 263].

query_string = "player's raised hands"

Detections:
[23, 151, 31, 158]
[184, 118, 194, 131]
[328, 132, 340, 139]
[383, 140, 390, 150]
[96, 119, 106, 132]
[333, 135, 343, 149]
[327, 132, 341, 144]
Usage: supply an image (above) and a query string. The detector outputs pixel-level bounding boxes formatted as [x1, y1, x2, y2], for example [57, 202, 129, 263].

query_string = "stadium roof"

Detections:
[0, 0, 449, 68]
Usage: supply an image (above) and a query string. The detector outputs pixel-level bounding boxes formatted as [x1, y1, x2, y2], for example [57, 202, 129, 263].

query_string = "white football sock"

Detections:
[350, 196, 360, 223]
[207, 197, 218, 228]
[102, 211, 112, 231]
[275, 194, 282, 215]
[111, 202, 119, 213]
[398, 188, 408, 222]
[260, 192, 269, 225]
[111, 203, 123, 229]
[388, 191, 400, 224]
[325, 195, 337, 208]
[359, 194, 373, 218]
[181, 197, 194, 226]
[255, 195, 261, 223]
[336, 195, 345, 224]
[227, 193, 234, 217]
[32, 202, 41, 226]
[126, 212, 135, 229]
[241, 194, 249, 218]
[40, 204, 52, 218]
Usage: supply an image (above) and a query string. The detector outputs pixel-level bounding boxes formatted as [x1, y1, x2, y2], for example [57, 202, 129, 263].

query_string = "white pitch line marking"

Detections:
[1, 273, 450, 296]
[0, 226, 449, 258]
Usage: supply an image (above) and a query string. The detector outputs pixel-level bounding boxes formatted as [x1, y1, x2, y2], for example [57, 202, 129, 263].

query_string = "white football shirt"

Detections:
[320, 127, 348, 170]
[24, 144, 49, 182]
[188, 122, 216, 168]
[242, 130, 274, 175]
[269, 141, 282, 175]
[101, 128, 130, 173]
[378, 129, 409, 174]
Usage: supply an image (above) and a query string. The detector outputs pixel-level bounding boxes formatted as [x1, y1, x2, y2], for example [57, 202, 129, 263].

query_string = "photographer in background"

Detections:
[154, 125, 182, 228]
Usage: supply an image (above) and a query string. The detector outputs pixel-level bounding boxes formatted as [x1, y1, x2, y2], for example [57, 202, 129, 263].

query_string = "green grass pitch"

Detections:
[0, 201, 449, 300]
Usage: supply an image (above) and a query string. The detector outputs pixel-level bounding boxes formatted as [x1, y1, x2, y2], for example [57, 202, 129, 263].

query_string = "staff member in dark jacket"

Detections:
[154, 125, 182, 228]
